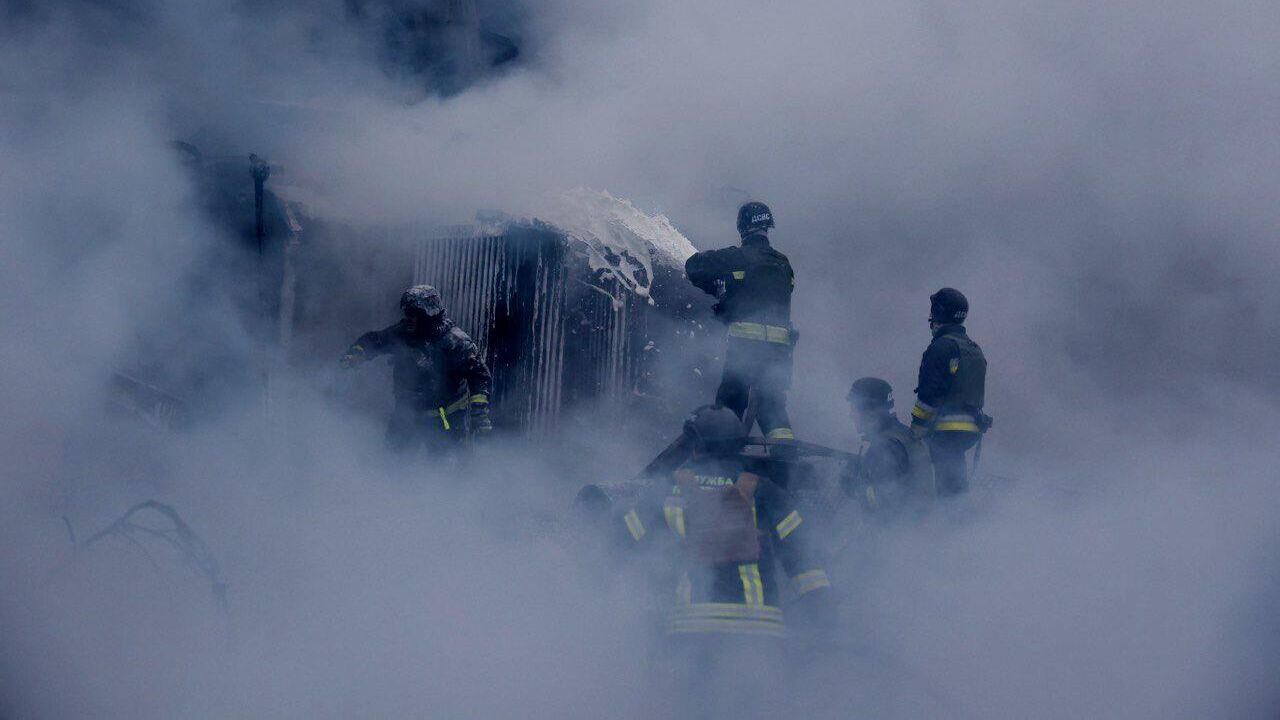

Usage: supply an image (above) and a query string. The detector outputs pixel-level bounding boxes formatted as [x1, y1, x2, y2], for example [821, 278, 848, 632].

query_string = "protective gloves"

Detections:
[469, 394, 492, 433]
[339, 345, 366, 369]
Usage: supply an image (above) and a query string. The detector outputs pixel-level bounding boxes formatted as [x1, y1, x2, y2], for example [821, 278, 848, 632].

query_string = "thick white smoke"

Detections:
[2, 0, 1278, 717]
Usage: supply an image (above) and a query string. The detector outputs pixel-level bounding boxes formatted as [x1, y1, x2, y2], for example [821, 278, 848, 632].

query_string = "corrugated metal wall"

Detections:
[413, 234, 507, 359]
[410, 227, 644, 438]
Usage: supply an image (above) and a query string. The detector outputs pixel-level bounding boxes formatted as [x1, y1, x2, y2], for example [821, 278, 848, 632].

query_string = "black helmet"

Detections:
[848, 377, 894, 411]
[736, 201, 775, 237]
[682, 404, 748, 455]
[401, 284, 445, 318]
[929, 287, 969, 325]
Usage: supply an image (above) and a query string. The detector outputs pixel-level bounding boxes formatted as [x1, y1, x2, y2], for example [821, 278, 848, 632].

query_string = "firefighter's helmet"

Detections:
[736, 201, 775, 237]
[683, 405, 748, 455]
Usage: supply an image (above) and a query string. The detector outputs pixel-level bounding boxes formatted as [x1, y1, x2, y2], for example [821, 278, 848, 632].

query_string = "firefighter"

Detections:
[619, 405, 832, 717]
[910, 288, 989, 496]
[685, 202, 797, 440]
[340, 284, 492, 454]
[844, 377, 936, 512]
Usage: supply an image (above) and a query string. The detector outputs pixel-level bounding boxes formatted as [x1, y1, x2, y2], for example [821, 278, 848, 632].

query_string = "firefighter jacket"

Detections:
[847, 416, 937, 506]
[685, 233, 795, 333]
[348, 318, 492, 411]
[620, 455, 831, 638]
[911, 324, 986, 434]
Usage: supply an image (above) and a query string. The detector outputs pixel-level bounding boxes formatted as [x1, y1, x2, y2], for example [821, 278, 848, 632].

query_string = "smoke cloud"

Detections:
[2, 0, 1278, 717]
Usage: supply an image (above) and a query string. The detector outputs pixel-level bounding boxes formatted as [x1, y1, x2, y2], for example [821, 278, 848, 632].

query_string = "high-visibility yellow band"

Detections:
[663, 503, 686, 537]
[912, 402, 936, 420]
[766, 427, 795, 440]
[732, 270, 746, 280]
[727, 322, 790, 344]
[437, 407, 451, 431]
[623, 509, 645, 542]
[738, 563, 764, 607]
[738, 565, 753, 606]
[935, 421, 980, 432]
[350, 344, 365, 354]
[791, 569, 831, 596]
[444, 394, 471, 414]
[469, 394, 488, 404]
[728, 322, 766, 341]
[667, 618, 786, 638]
[668, 602, 786, 637]
[775, 510, 802, 540]
[675, 602, 783, 619]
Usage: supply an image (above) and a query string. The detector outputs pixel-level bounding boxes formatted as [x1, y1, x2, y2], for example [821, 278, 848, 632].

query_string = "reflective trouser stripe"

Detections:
[766, 427, 795, 440]
[775, 510, 802, 540]
[663, 504, 686, 536]
[727, 322, 791, 344]
[667, 618, 786, 637]
[738, 563, 764, 607]
[791, 569, 831, 596]
[667, 603, 786, 637]
[437, 407, 451, 431]
[674, 602, 783, 619]
[623, 509, 645, 542]
[468, 394, 488, 404]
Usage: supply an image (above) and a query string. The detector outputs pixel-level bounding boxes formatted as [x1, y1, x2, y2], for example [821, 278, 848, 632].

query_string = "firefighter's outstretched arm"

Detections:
[684, 247, 736, 296]
[340, 325, 397, 368]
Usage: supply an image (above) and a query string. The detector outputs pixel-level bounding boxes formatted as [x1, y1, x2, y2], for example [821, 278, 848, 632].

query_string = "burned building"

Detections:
[291, 190, 720, 444]
[112, 153, 722, 452]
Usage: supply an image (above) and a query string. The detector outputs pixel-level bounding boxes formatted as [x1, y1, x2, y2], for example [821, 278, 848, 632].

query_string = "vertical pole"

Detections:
[249, 154, 272, 430]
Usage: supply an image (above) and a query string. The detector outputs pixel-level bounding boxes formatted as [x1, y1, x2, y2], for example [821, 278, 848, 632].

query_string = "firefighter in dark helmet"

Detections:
[340, 284, 493, 454]
[910, 288, 989, 496]
[618, 405, 832, 717]
[845, 377, 936, 511]
[685, 202, 797, 441]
